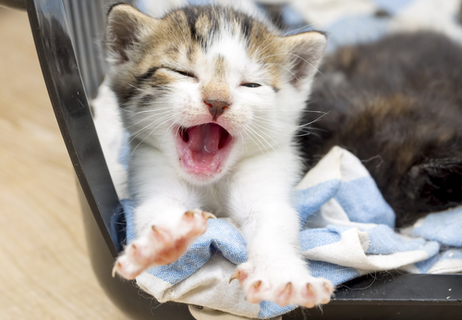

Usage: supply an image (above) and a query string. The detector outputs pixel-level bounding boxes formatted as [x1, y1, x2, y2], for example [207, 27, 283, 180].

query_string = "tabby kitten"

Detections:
[106, 4, 333, 307]
[299, 31, 462, 227]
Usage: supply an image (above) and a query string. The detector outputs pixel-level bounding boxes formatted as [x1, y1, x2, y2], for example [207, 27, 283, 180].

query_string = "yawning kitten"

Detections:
[107, 3, 333, 307]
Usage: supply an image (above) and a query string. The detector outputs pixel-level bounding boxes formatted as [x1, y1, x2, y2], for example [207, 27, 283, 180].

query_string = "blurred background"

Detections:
[0, 6, 128, 319]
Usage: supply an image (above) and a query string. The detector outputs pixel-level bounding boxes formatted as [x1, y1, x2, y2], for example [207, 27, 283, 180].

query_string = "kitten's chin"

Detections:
[175, 123, 234, 183]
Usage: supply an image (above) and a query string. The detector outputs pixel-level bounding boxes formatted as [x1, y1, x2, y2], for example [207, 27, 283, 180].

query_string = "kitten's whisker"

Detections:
[281, 24, 315, 36]
[130, 115, 176, 156]
[238, 131, 248, 154]
[245, 124, 275, 156]
[252, 116, 289, 129]
[248, 123, 291, 172]
[293, 126, 328, 138]
[128, 114, 175, 145]
[262, 52, 324, 77]
[124, 107, 176, 118]
[249, 122, 282, 153]
[294, 114, 329, 138]
[300, 127, 327, 132]
[159, 118, 181, 149]
[301, 109, 329, 114]
[242, 128, 266, 156]
[297, 112, 329, 129]
[124, 108, 179, 128]
[262, 61, 300, 82]
[253, 33, 277, 59]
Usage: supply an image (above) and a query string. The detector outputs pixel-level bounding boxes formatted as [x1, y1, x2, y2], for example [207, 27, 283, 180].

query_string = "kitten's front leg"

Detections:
[228, 154, 334, 307]
[112, 148, 214, 280]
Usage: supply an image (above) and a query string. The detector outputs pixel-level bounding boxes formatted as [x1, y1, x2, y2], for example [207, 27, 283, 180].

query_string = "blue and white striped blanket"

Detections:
[121, 147, 462, 319]
[95, 0, 462, 319]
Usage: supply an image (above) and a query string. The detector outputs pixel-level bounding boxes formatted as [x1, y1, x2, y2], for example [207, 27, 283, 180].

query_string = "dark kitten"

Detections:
[299, 31, 462, 228]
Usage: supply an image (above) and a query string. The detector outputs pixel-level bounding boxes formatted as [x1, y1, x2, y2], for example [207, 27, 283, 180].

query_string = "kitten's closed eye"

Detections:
[170, 69, 196, 79]
[240, 83, 261, 88]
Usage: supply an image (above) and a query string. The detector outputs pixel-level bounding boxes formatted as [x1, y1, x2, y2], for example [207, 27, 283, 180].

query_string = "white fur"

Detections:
[92, 77, 128, 199]
[109, 4, 332, 307]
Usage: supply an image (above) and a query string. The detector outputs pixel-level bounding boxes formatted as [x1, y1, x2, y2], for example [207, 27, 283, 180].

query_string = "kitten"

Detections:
[106, 3, 333, 307]
[299, 31, 462, 228]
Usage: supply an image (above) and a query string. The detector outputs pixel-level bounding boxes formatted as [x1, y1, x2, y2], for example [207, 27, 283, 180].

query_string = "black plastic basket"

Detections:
[3, 0, 462, 318]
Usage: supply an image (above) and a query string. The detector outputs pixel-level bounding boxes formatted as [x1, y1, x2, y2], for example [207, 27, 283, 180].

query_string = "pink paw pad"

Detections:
[112, 210, 216, 280]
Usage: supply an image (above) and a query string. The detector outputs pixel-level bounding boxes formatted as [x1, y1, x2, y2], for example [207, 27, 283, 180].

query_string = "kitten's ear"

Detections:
[105, 3, 157, 64]
[281, 31, 327, 89]
[401, 157, 462, 211]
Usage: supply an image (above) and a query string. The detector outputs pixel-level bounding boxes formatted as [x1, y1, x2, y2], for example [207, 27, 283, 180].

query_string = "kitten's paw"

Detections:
[112, 210, 216, 280]
[230, 262, 334, 308]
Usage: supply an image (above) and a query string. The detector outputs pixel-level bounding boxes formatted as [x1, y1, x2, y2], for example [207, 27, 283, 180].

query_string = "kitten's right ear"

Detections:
[105, 3, 157, 64]
[280, 31, 327, 90]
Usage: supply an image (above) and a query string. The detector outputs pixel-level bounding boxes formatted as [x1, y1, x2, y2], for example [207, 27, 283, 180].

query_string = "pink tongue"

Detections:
[187, 124, 223, 165]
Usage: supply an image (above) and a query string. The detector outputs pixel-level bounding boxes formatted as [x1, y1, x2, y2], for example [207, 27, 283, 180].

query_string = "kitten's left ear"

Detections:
[281, 31, 327, 89]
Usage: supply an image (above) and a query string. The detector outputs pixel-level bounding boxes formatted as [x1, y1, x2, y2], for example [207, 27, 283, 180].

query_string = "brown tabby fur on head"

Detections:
[298, 31, 462, 227]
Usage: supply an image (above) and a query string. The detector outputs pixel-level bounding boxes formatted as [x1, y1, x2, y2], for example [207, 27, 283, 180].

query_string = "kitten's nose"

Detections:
[204, 99, 229, 121]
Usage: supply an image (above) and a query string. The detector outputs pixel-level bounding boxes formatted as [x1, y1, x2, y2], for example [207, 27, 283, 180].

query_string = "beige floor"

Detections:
[0, 7, 129, 320]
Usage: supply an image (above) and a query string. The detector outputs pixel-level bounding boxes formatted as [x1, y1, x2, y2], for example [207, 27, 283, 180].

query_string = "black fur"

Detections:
[106, 2, 128, 16]
[298, 32, 462, 227]
[135, 67, 159, 83]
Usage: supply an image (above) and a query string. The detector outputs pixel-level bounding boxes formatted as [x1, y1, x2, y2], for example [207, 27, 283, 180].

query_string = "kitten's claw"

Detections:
[252, 280, 262, 290]
[113, 209, 214, 280]
[246, 280, 263, 303]
[229, 267, 249, 284]
[112, 261, 121, 278]
[202, 211, 217, 220]
[184, 210, 195, 218]
[276, 282, 293, 306]
[151, 225, 161, 233]
[325, 281, 334, 291]
[229, 270, 240, 284]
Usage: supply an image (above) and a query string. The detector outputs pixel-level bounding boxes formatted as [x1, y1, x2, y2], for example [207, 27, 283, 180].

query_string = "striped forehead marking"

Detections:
[214, 54, 227, 80]
[170, 6, 255, 48]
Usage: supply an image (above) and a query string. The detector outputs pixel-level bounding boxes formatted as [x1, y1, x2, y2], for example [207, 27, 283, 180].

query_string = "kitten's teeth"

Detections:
[202, 211, 217, 220]
[112, 261, 121, 278]
[229, 270, 240, 284]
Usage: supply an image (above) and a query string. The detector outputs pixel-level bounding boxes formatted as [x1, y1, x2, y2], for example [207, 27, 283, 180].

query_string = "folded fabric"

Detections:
[121, 146, 462, 319]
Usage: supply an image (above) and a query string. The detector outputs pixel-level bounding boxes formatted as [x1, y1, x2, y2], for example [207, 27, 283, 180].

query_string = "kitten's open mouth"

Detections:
[176, 123, 233, 177]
